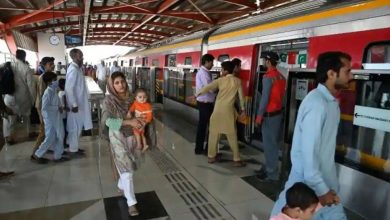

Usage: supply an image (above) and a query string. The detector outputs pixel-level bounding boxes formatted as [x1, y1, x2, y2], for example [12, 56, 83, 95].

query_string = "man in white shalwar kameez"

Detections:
[2, 49, 35, 144]
[65, 49, 92, 156]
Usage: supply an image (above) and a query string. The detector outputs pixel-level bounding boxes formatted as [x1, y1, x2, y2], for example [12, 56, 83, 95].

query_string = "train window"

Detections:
[166, 54, 176, 67]
[142, 57, 148, 66]
[365, 43, 390, 63]
[261, 38, 308, 69]
[129, 59, 133, 66]
[152, 59, 159, 67]
[184, 57, 192, 65]
[218, 54, 229, 62]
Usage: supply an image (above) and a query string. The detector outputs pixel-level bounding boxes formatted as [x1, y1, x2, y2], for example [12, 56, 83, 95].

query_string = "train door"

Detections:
[137, 67, 151, 95]
[153, 67, 164, 104]
[251, 38, 309, 149]
[183, 67, 197, 107]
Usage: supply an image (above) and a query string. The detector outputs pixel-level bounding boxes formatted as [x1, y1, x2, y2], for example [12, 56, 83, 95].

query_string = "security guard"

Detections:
[255, 51, 286, 181]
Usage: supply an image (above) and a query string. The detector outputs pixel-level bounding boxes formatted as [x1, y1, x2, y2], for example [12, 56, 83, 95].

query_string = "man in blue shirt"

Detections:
[195, 54, 215, 154]
[271, 51, 353, 220]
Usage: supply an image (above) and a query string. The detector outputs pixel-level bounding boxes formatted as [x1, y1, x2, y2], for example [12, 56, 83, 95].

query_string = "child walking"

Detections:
[58, 78, 69, 148]
[127, 88, 152, 152]
[31, 72, 69, 163]
[270, 182, 321, 220]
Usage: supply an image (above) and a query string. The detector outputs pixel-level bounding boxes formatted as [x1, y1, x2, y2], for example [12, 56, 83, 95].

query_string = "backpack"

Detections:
[0, 62, 15, 95]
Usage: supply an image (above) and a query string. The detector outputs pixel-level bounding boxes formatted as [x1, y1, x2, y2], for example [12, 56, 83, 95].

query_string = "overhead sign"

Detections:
[353, 105, 390, 132]
[296, 79, 308, 100]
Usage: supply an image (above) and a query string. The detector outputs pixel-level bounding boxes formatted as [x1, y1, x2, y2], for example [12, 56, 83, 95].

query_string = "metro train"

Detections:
[105, 0, 390, 219]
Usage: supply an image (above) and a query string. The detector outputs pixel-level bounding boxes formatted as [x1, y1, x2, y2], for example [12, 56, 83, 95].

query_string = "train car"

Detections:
[108, 1, 390, 219]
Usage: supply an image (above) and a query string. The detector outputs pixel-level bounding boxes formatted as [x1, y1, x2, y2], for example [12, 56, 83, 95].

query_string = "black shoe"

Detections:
[78, 149, 85, 153]
[30, 155, 49, 164]
[195, 149, 203, 155]
[0, 171, 14, 180]
[68, 151, 85, 158]
[54, 157, 70, 163]
[254, 168, 266, 176]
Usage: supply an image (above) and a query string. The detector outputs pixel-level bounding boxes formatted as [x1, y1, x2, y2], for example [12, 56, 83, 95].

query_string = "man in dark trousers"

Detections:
[255, 51, 286, 181]
[194, 54, 215, 154]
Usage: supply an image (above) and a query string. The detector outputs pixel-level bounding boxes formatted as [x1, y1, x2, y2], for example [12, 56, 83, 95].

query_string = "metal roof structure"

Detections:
[0, 0, 307, 48]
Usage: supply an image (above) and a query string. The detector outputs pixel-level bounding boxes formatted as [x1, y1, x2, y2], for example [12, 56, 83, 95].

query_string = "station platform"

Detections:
[0, 108, 364, 220]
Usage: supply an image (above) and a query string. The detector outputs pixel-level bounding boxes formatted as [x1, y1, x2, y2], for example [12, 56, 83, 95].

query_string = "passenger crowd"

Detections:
[194, 51, 351, 220]
[0, 47, 352, 219]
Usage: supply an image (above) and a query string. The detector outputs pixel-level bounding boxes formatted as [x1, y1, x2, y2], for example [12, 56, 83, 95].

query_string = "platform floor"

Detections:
[0, 108, 365, 220]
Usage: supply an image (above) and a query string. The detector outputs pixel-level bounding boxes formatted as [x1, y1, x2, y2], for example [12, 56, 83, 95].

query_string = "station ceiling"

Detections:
[0, 0, 307, 48]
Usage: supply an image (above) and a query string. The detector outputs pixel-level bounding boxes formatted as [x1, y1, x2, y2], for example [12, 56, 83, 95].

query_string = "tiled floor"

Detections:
[0, 112, 364, 220]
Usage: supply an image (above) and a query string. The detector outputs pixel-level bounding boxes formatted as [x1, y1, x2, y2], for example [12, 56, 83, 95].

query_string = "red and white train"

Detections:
[106, 1, 390, 219]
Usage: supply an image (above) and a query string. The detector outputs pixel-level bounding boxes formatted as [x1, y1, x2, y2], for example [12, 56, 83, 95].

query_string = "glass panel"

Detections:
[184, 57, 192, 65]
[167, 54, 176, 67]
[184, 68, 197, 106]
[338, 77, 390, 182]
[285, 71, 390, 182]
[218, 54, 229, 62]
[152, 59, 159, 67]
[367, 44, 390, 63]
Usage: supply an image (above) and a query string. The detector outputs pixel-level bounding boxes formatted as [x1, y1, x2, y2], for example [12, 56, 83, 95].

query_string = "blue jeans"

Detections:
[261, 114, 282, 180]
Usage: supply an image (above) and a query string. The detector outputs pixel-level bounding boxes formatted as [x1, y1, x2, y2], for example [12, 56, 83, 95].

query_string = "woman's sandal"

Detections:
[233, 160, 246, 167]
[128, 205, 140, 216]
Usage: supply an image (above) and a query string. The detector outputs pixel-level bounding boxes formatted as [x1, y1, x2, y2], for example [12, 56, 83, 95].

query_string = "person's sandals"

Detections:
[142, 145, 149, 153]
[128, 205, 140, 216]
[208, 153, 222, 163]
[233, 160, 246, 167]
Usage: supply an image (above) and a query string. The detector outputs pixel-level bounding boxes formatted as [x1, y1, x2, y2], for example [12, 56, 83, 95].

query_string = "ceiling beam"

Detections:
[216, 11, 249, 24]
[68, 28, 170, 37]
[0, 7, 37, 11]
[161, 12, 213, 23]
[83, 0, 92, 46]
[5, 10, 81, 29]
[88, 34, 154, 40]
[132, 0, 160, 5]
[259, 0, 300, 10]
[21, 19, 189, 33]
[87, 37, 151, 44]
[186, 0, 213, 23]
[157, 0, 181, 13]
[114, 0, 182, 45]
[87, 33, 160, 40]
[217, 0, 257, 9]
[92, 5, 154, 14]
[6, 0, 67, 28]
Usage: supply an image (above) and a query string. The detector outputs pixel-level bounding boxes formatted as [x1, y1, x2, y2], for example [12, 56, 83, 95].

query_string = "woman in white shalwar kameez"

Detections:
[101, 72, 147, 216]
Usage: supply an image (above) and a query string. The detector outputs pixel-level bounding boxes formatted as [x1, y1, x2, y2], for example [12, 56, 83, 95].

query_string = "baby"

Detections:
[271, 182, 322, 220]
[127, 88, 153, 152]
